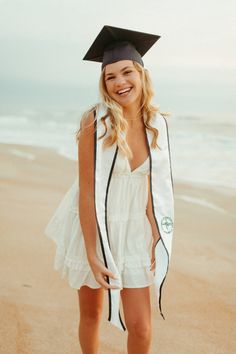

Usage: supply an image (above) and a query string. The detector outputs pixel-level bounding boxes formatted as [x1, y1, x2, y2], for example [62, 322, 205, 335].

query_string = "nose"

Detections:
[115, 74, 126, 88]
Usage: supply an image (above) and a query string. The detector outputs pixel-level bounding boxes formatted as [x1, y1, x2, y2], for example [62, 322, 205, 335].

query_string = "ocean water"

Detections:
[0, 108, 235, 191]
[0, 108, 79, 161]
[168, 114, 236, 191]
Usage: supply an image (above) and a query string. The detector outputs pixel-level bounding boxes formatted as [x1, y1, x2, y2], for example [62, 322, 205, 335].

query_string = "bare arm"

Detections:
[146, 174, 161, 244]
[146, 174, 161, 271]
[78, 111, 97, 261]
[78, 111, 119, 289]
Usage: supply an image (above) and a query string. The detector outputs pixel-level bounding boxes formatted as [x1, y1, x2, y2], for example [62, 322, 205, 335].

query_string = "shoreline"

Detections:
[3, 141, 236, 195]
[0, 142, 235, 354]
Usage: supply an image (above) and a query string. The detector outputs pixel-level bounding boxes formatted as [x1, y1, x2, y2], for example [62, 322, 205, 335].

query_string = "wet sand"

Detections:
[0, 143, 235, 354]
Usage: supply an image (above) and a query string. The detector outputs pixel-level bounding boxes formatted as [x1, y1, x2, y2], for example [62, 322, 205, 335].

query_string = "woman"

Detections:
[45, 25, 174, 354]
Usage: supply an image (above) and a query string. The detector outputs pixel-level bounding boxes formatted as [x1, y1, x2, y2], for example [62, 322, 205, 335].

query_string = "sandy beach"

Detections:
[0, 142, 235, 354]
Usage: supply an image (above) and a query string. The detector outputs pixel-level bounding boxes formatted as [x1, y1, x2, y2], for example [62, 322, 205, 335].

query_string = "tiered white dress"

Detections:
[46, 149, 154, 289]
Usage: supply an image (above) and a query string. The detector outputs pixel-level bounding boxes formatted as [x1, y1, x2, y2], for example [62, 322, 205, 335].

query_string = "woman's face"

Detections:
[104, 60, 142, 108]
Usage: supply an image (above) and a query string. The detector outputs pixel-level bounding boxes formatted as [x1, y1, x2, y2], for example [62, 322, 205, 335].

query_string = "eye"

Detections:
[106, 76, 115, 81]
[124, 70, 132, 75]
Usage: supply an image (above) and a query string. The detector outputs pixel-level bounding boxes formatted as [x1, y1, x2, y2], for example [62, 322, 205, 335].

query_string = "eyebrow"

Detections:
[105, 66, 133, 77]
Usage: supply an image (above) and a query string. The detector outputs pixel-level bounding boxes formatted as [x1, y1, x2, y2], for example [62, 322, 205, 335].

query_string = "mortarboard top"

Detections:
[83, 25, 161, 69]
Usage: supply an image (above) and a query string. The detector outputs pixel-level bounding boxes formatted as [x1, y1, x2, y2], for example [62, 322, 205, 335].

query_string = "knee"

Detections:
[127, 320, 151, 341]
[80, 307, 103, 326]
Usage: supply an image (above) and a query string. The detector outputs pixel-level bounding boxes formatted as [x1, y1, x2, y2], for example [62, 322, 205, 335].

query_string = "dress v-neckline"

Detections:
[126, 155, 149, 173]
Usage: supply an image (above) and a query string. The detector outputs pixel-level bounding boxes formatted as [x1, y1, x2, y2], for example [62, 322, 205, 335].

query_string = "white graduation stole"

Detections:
[94, 105, 174, 331]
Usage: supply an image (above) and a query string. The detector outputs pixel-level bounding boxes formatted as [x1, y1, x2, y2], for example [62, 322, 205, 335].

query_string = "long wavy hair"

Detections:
[76, 61, 169, 158]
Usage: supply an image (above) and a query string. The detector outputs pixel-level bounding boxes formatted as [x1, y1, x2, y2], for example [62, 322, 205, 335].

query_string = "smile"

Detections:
[116, 87, 132, 96]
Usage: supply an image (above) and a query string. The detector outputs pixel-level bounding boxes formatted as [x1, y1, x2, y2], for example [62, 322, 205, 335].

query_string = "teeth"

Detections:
[117, 88, 131, 94]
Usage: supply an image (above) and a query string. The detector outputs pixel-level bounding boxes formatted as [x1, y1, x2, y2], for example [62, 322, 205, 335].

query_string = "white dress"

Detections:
[46, 149, 154, 289]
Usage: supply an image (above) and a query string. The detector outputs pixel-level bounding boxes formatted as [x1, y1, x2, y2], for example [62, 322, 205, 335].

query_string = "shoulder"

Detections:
[80, 109, 95, 130]
[153, 111, 171, 129]
[80, 103, 108, 130]
[151, 112, 171, 149]
[79, 108, 98, 138]
[95, 102, 108, 121]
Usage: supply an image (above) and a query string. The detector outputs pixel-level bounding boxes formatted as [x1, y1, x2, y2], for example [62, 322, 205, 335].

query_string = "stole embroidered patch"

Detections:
[161, 216, 173, 233]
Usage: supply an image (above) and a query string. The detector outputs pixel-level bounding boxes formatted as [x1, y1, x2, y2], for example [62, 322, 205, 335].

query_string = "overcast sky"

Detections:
[0, 0, 235, 117]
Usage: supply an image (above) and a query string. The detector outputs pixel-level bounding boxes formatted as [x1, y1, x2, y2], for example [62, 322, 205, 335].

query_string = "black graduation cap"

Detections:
[83, 25, 161, 69]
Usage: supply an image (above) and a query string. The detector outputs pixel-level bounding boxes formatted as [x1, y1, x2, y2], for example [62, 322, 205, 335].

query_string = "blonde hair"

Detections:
[76, 61, 169, 158]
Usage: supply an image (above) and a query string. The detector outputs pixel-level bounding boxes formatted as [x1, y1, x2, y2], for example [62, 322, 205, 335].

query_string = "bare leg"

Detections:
[78, 286, 104, 354]
[121, 287, 152, 354]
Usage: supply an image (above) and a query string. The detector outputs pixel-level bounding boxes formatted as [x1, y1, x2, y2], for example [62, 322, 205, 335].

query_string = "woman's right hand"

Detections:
[88, 255, 121, 290]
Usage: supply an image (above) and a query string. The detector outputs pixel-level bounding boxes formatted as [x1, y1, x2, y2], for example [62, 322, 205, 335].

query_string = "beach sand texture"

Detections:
[0, 143, 235, 354]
